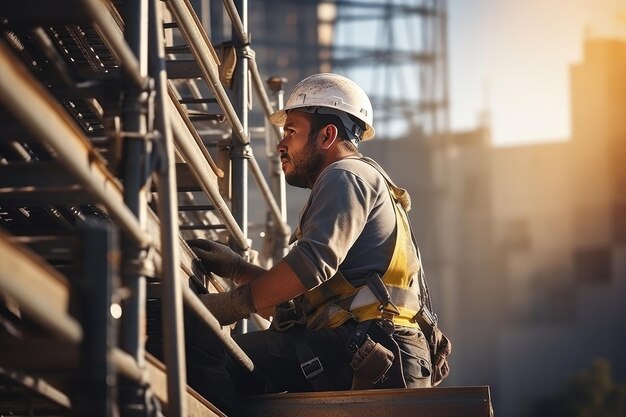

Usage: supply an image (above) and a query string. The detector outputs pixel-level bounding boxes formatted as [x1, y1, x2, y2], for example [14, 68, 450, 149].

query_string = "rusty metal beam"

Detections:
[241, 386, 494, 417]
[0, 230, 82, 344]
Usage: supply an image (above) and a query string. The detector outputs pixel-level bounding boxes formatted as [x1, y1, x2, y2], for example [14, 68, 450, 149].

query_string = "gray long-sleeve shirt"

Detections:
[283, 157, 397, 290]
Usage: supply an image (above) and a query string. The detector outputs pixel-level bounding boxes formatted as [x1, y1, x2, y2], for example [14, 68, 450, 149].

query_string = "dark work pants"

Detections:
[185, 317, 432, 416]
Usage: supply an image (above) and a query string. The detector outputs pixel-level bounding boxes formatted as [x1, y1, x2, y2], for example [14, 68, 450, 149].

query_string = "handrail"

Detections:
[249, 57, 284, 144]
[222, 0, 249, 45]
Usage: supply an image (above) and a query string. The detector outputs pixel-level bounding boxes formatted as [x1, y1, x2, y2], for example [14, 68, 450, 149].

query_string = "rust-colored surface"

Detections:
[242, 386, 494, 417]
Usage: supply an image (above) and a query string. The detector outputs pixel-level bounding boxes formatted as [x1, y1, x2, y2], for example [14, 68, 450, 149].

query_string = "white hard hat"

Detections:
[269, 73, 375, 141]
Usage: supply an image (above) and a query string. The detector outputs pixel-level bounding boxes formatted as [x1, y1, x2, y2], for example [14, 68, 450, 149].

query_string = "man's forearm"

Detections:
[249, 259, 307, 312]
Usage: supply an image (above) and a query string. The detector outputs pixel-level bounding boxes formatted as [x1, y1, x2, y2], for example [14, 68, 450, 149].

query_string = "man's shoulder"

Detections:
[327, 156, 383, 178]
[316, 156, 386, 191]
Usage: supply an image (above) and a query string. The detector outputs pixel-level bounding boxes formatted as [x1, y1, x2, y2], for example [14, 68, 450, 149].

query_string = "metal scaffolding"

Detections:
[0, 0, 288, 415]
[329, 0, 450, 139]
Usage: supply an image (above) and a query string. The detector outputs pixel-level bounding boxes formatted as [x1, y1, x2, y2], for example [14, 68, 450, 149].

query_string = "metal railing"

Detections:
[0, 0, 290, 415]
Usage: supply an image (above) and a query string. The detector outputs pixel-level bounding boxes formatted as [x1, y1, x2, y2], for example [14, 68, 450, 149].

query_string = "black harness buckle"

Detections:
[300, 357, 324, 380]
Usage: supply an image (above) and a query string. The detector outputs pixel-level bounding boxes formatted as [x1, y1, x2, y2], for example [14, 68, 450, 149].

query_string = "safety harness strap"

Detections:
[356, 156, 436, 322]
[349, 283, 421, 312]
[293, 333, 332, 391]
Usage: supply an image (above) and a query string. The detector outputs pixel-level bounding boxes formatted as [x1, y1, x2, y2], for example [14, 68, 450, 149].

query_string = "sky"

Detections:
[448, 0, 626, 146]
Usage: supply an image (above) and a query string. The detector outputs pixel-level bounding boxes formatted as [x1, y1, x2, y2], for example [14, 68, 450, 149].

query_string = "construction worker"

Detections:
[187, 73, 450, 412]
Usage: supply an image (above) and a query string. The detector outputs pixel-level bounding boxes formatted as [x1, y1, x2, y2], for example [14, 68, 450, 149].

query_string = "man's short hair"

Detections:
[307, 111, 362, 151]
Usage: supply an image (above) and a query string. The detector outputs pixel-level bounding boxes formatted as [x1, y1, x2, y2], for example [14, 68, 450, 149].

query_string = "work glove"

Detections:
[431, 327, 452, 386]
[187, 239, 248, 280]
[199, 283, 256, 326]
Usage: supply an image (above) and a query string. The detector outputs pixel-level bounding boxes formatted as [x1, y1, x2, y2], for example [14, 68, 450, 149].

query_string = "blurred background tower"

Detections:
[198, 0, 449, 141]
[327, 0, 450, 140]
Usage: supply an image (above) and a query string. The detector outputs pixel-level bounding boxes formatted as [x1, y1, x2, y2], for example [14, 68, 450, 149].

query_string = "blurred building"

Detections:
[494, 37, 626, 416]
[367, 35, 626, 417]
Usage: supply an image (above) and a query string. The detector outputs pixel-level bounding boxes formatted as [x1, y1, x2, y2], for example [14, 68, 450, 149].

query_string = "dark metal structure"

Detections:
[0, 1, 285, 415]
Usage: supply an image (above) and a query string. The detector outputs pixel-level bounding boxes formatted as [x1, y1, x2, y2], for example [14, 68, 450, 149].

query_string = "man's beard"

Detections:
[284, 139, 325, 189]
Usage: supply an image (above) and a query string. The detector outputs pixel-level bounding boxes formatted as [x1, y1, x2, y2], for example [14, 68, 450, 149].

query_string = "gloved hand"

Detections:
[199, 283, 256, 326]
[187, 239, 247, 280]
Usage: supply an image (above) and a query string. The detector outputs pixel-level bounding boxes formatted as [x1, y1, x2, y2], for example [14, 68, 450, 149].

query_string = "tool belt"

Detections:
[414, 308, 452, 386]
[347, 320, 406, 390]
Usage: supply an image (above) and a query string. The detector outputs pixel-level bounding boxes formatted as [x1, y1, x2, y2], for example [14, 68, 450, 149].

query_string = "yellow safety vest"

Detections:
[297, 158, 423, 331]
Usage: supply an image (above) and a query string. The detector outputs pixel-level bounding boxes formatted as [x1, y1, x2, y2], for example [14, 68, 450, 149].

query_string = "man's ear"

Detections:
[320, 124, 338, 150]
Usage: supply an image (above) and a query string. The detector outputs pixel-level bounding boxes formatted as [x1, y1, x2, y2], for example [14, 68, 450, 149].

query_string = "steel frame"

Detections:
[0, 0, 290, 415]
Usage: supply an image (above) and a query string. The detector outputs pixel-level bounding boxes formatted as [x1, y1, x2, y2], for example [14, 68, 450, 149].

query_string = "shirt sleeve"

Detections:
[283, 166, 378, 289]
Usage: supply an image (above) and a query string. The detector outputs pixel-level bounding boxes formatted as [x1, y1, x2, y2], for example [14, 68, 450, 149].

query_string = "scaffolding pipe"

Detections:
[167, 0, 290, 241]
[111, 348, 146, 384]
[166, 0, 249, 145]
[83, 0, 147, 89]
[248, 157, 290, 237]
[150, 1, 187, 416]
[118, 0, 150, 383]
[231, 0, 250, 261]
[78, 219, 117, 417]
[222, 0, 249, 45]
[223, 0, 288, 237]
[266, 77, 290, 263]
[222, 0, 282, 144]
[0, 42, 151, 248]
[169, 99, 250, 250]
[249, 58, 283, 144]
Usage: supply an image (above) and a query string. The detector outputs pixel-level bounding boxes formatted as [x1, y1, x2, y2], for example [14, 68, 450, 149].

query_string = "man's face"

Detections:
[276, 110, 325, 189]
